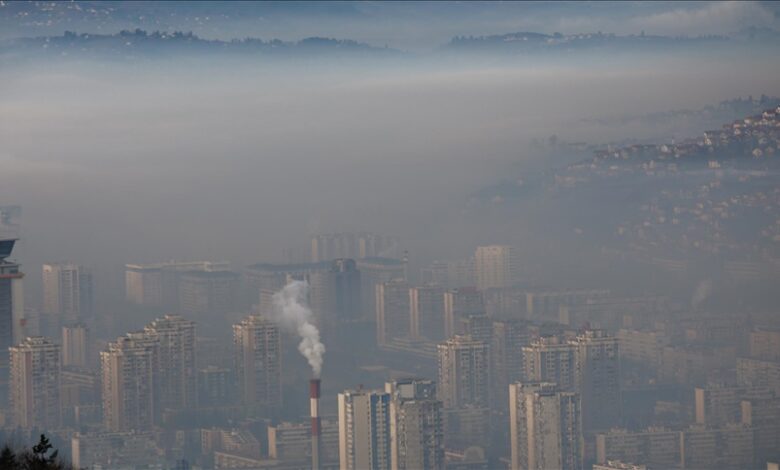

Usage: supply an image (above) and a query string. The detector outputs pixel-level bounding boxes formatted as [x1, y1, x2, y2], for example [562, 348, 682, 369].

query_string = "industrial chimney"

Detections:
[310, 378, 321, 470]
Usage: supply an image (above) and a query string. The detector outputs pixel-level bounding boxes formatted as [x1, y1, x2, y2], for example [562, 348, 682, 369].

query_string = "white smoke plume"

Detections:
[272, 280, 325, 377]
[691, 279, 713, 310]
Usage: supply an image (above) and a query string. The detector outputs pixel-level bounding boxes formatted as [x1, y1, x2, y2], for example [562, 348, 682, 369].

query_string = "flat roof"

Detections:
[0, 239, 16, 261]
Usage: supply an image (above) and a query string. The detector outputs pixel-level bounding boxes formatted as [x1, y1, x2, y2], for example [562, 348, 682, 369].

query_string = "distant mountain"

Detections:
[445, 31, 734, 54]
[5, 26, 780, 63]
[445, 28, 780, 56]
[477, 97, 780, 204]
[0, 29, 399, 61]
[583, 96, 780, 132]
[473, 103, 780, 265]
[732, 26, 780, 42]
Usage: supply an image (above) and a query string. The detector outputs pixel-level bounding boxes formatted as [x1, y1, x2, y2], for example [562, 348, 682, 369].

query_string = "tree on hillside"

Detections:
[0, 445, 19, 468]
[0, 435, 73, 470]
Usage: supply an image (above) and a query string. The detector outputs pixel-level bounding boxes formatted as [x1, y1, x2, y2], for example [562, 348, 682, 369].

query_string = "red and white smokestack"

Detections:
[310, 378, 321, 470]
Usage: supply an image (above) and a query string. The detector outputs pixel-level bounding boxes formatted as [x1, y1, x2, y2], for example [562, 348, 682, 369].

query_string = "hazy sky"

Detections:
[2, 1, 780, 49]
[3, 58, 779, 264]
[2, 1, 780, 304]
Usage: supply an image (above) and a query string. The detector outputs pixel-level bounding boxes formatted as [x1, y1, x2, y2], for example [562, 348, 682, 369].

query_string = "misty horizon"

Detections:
[1, 2, 780, 470]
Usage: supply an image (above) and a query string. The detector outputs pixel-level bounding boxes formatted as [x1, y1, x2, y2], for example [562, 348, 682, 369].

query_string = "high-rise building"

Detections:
[443, 288, 484, 338]
[62, 323, 89, 368]
[491, 319, 531, 407]
[680, 424, 754, 470]
[125, 260, 230, 307]
[410, 284, 446, 342]
[385, 378, 444, 470]
[509, 382, 583, 470]
[101, 332, 156, 431]
[524, 288, 610, 320]
[736, 356, 780, 391]
[233, 314, 281, 407]
[125, 264, 163, 306]
[179, 270, 239, 316]
[244, 261, 329, 314]
[60, 367, 99, 419]
[474, 245, 518, 291]
[597, 424, 755, 470]
[436, 335, 490, 409]
[322, 258, 362, 326]
[741, 395, 780, 466]
[447, 258, 476, 288]
[338, 388, 392, 470]
[560, 295, 662, 330]
[464, 314, 493, 345]
[522, 336, 577, 391]
[198, 366, 233, 406]
[0, 236, 24, 378]
[482, 286, 527, 318]
[311, 232, 399, 262]
[145, 314, 197, 410]
[10, 336, 61, 429]
[658, 344, 737, 386]
[42, 262, 93, 320]
[572, 329, 621, 431]
[376, 279, 411, 346]
[748, 327, 780, 361]
[421, 259, 475, 289]
[356, 258, 406, 322]
[420, 261, 449, 286]
[695, 383, 771, 426]
[523, 331, 621, 431]
[616, 328, 670, 371]
[442, 405, 491, 452]
[100, 315, 197, 431]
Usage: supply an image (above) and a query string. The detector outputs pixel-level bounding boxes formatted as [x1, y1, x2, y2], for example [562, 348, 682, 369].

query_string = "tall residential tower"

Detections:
[145, 314, 197, 410]
[509, 382, 583, 470]
[101, 332, 156, 431]
[474, 245, 518, 291]
[338, 388, 392, 470]
[10, 336, 62, 430]
[233, 314, 282, 407]
[0, 236, 24, 378]
[386, 378, 444, 470]
[42, 262, 93, 320]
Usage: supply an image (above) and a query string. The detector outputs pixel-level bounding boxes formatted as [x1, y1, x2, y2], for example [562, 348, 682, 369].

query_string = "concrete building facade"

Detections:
[10, 336, 61, 429]
[233, 314, 282, 407]
[509, 382, 583, 470]
[338, 388, 392, 470]
[386, 378, 444, 470]
[42, 262, 93, 320]
[436, 335, 490, 409]
[474, 245, 518, 291]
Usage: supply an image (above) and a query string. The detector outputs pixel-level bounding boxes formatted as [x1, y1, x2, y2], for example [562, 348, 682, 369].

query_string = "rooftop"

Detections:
[0, 238, 16, 261]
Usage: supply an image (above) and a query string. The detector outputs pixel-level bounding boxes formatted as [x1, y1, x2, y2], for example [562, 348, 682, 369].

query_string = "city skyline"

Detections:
[2, 1, 780, 469]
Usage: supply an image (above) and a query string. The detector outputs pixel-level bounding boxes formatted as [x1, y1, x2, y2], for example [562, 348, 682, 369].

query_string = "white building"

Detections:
[436, 335, 490, 409]
[338, 388, 392, 470]
[42, 262, 93, 318]
[386, 378, 444, 470]
[125, 260, 230, 307]
[474, 245, 518, 291]
[10, 336, 62, 429]
[509, 382, 583, 470]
